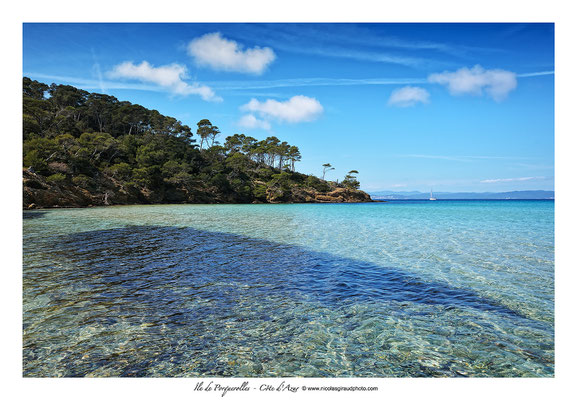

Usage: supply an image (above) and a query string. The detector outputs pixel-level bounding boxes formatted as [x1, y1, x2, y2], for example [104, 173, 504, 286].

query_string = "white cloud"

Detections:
[388, 86, 430, 107]
[237, 114, 271, 130]
[481, 176, 543, 183]
[108, 61, 222, 102]
[187, 32, 276, 75]
[428, 65, 517, 101]
[240, 95, 323, 123]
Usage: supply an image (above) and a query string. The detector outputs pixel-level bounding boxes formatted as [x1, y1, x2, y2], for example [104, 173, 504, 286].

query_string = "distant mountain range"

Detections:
[369, 190, 554, 200]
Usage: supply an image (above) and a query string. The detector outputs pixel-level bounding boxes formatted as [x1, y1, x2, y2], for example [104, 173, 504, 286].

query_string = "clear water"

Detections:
[22, 201, 554, 377]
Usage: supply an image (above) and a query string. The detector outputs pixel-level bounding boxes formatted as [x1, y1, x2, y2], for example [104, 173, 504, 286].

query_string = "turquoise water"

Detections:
[23, 200, 554, 377]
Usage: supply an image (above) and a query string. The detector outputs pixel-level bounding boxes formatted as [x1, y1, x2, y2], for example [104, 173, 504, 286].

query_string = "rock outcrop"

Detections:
[23, 169, 374, 209]
[314, 187, 372, 203]
[24, 169, 96, 209]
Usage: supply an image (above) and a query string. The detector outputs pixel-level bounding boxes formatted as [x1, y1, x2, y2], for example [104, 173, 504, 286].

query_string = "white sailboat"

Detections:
[429, 189, 437, 201]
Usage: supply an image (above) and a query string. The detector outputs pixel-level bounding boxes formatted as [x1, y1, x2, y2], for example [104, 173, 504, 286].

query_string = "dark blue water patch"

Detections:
[23, 225, 554, 377]
[42, 225, 536, 322]
[23, 210, 48, 219]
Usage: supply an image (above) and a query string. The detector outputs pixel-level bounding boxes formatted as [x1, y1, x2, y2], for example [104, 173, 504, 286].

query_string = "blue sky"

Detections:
[23, 23, 554, 192]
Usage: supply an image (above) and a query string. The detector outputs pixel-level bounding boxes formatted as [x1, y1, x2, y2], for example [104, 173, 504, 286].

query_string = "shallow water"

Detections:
[23, 201, 554, 377]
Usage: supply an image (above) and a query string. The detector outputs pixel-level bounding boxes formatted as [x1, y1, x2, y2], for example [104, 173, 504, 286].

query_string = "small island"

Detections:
[23, 78, 372, 209]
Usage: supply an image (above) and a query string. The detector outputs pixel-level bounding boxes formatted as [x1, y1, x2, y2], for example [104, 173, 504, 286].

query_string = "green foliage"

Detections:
[256, 167, 275, 181]
[72, 174, 93, 188]
[161, 160, 194, 187]
[252, 183, 268, 201]
[306, 175, 332, 192]
[223, 134, 245, 153]
[136, 140, 169, 167]
[132, 166, 161, 188]
[228, 178, 252, 200]
[23, 149, 48, 174]
[23, 77, 49, 100]
[23, 78, 192, 139]
[209, 173, 230, 191]
[106, 162, 132, 180]
[342, 177, 360, 189]
[269, 172, 294, 200]
[288, 171, 305, 184]
[46, 173, 67, 184]
[22, 78, 363, 204]
[197, 119, 220, 150]
[23, 137, 59, 174]
[225, 152, 250, 171]
[166, 171, 194, 187]
[322, 163, 335, 180]
[342, 170, 360, 189]
[203, 145, 226, 163]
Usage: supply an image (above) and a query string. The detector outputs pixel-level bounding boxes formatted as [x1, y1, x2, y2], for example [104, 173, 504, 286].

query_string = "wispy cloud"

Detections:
[401, 154, 532, 162]
[208, 70, 548, 92]
[428, 65, 517, 101]
[309, 47, 430, 68]
[90, 48, 106, 94]
[517, 71, 554, 78]
[187, 32, 276, 75]
[209, 77, 428, 91]
[267, 24, 455, 53]
[25, 69, 552, 100]
[240, 95, 323, 123]
[224, 25, 430, 67]
[24, 72, 161, 92]
[480, 176, 545, 183]
[388, 86, 430, 107]
[224, 24, 494, 68]
[512, 162, 554, 170]
[107, 61, 222, 102]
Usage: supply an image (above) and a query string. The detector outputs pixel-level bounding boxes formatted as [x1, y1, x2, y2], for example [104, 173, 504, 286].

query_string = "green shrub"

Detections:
[305, 175, 331, 192]
[23, 149, 48, 175]
[72, 174, 92, 188]
[107, 162, 132, 180]
[252, 183, 267, 201]
[46, 173, 67, 184]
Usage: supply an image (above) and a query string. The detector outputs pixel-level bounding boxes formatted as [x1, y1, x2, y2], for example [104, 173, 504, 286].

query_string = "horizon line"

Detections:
[367, 189, 554, 193]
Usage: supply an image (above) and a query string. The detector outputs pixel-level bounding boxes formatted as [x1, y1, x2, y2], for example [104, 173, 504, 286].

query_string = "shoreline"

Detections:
[23, 169, 375, 210]
[23, 198, 557, 212]
[24, 199, 380, 211]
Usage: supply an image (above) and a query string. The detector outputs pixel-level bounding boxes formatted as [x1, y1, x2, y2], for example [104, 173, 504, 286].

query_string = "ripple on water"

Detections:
[23, 214, 554, 377]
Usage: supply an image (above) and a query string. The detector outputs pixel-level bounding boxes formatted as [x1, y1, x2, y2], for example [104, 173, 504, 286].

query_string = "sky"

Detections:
[22, 23, 555, 193]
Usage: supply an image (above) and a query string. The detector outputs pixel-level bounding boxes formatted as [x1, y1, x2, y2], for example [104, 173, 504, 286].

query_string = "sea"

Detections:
[22, 200, 554, 377]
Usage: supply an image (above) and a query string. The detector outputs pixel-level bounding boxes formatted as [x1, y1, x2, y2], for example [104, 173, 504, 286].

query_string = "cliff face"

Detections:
[23, 169, 373, 209]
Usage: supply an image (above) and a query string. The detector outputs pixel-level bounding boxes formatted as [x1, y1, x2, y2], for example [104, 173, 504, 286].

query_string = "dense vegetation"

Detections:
[22, 77, 365, 207]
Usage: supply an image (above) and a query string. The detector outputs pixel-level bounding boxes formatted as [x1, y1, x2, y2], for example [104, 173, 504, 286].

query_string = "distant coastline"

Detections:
[370, 190, 554, 201]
